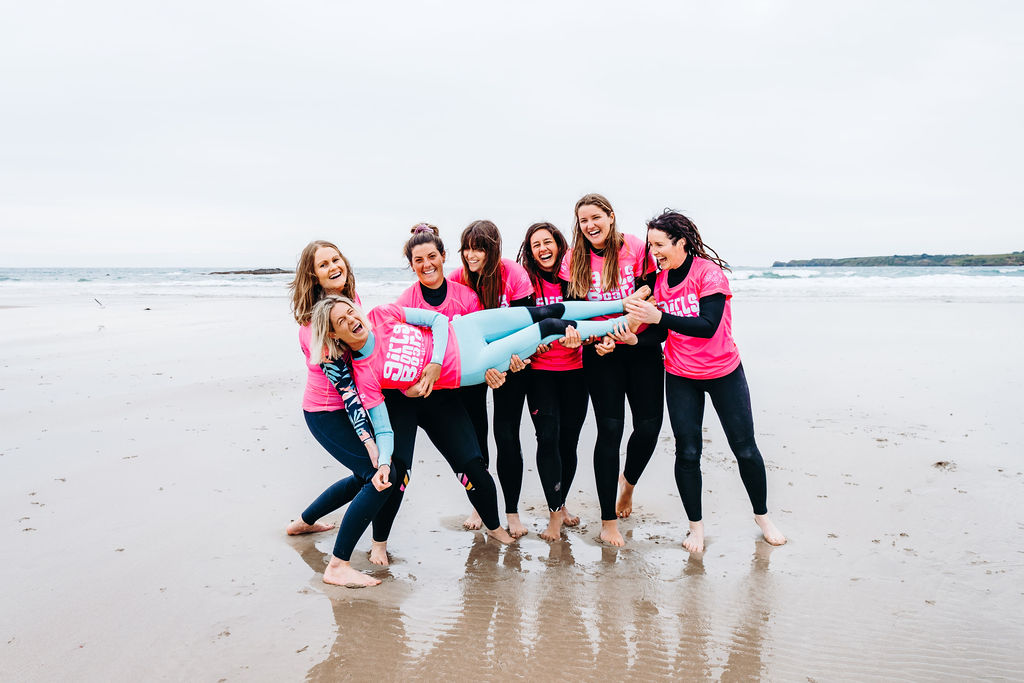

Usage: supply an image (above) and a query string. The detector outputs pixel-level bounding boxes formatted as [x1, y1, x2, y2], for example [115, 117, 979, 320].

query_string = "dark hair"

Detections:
[644, 210, 729, 274]
[459, 220, 503, 309]
[403, 222, 445, 263]
[517, 222, 568, 296]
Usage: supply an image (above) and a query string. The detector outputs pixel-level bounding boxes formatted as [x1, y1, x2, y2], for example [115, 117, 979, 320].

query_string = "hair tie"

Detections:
[412, 223, 434, 234]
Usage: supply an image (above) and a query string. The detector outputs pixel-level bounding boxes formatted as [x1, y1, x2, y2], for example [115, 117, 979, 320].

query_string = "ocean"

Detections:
[2, 265, 1023, 306]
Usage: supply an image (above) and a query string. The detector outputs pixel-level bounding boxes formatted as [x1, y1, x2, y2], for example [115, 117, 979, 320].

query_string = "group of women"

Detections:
[286, 192, 786, 588]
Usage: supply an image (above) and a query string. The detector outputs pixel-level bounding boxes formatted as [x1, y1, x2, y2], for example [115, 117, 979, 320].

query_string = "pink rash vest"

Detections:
[655, 257, 741, 380]
[351, 304, 461, 409]
[529, 275, 583, 371]
[299, 292, 363, 412]
[394, 278, 482, 319]
[450, 258, 533, 309]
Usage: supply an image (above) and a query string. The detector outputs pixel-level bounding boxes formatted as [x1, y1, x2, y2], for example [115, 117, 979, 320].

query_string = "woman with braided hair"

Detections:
[624, 210, 787, 553]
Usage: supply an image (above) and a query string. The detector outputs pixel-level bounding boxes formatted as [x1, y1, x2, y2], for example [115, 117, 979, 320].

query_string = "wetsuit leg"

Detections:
[706, 364, 769, 515]
[458, 383, 490, 468]
[493, 367, 529, 514]
[528, 368, 587, 511]
[371, 390, 419, 542]
[622, 344, 666, 486]
[303, 409, 408, 560]
[527, 369, 563, 511]
[555, 368, 588, 509]
[418, 391, 503, 530]
[583, 345, 628, 521]
[665, 372, 707, 522]
[300, 410, 368, 524]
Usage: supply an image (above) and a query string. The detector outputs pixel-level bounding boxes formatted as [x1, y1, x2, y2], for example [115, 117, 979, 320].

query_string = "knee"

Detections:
[632, 415, 662, 440]
[595, 416, 625, 440]
[674, 443, 701, 469]
[493, 420, 521, 448]
[730, 438, 763, 464]
[531, 414, 559, 449]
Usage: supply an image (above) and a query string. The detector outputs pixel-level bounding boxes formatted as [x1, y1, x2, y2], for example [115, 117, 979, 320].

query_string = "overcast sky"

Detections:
[2, 1, 1021, 268]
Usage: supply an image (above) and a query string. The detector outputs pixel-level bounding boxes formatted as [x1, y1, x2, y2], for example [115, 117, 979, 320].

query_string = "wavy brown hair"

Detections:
[289, 240, 357, 325]
[566, 193, 625, 299]
[645, 210, 729, 274]
[517, 221, 569, 297]
[459, 220, 503, 309]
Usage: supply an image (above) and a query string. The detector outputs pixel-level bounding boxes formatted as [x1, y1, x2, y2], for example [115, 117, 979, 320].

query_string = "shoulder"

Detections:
[623, 232, 646, 251]
[501, 258, 531, 284]
[449, 266, 466, 284]
[692, 258, 730, 287]
[369, 303, 402, 323]
[394, 283, 418, 305]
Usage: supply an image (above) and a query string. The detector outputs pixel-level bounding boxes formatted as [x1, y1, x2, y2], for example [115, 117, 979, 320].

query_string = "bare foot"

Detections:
[486, 526, 516, 544]
[322, 558, 380, 587]
[368, 541, 389, 566]
[682, 520, 705, 553]
[754, 514, 787, 546]
[540, 510, 563, 541]
[286, 519, 335, 535]
[506, 513, 528, 538]
[599, 519, 625, 547]
[463, 508, 483, 530]
[561, 507, 580, 527]
[616, 475, 634, 518]
[625, 284, 652, 303]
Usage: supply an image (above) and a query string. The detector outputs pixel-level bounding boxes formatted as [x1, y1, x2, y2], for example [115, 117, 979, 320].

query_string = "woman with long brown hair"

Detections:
[285, 240, 404, 587]
[449, 220, 535, 537]
[560, 194, 664, 547]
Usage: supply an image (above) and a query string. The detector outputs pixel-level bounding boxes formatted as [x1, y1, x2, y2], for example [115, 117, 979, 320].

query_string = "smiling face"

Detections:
[313, 246, 348, 294]
[410, 243, 445, 289]
[647, 228, 688, 270]
[576, 204, 614, 250]
[529, 228, 559, 273]
[327, 301, 369, 350]
[462, 247, 487, 274]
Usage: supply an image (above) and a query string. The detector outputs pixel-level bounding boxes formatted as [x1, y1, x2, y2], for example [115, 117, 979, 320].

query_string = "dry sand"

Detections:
[1, 291, 1022, 680]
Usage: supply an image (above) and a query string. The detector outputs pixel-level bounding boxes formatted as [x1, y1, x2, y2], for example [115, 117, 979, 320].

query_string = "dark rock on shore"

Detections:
[208, 268, 294, 275]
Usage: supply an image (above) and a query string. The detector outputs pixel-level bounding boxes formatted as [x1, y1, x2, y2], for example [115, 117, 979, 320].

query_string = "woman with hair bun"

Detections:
[624, 210, 786, 553]
[449, 220, 536, 537]
[561, 193, 664, 547]
[393, 223, 505, 531]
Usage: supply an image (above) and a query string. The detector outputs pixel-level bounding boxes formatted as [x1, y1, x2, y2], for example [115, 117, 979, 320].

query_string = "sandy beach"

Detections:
[2, 288, 1022, 680]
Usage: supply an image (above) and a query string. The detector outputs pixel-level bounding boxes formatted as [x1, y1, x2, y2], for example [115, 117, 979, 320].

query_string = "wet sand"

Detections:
[1, 292, 1022, 680]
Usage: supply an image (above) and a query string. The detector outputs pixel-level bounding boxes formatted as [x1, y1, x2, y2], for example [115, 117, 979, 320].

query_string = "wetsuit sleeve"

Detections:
[638, 272, 658, 291]
[366, 403, 394, 468]
[401, 307, 449, 365]
[509, 296, 533, 307]
[319, 360, 375, 442]
[657, 293, 726, 339]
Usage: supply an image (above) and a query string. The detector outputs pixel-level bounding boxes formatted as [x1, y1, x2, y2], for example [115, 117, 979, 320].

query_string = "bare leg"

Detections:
[486, 526, 516, 544]
[599, 519, 625, 547]
[615, 474, 634, 518]
[463, 508, 483, 530]
[754, 514, 787, 546]
[540, 510, 563, 541]
[368, 540, 390, 566]
[683, 520, 705, 553]
[287, 519, 335, 535]
[561, 506, 580, 527]
[506, 512, 528, 538]
[323, 557, 381, 587]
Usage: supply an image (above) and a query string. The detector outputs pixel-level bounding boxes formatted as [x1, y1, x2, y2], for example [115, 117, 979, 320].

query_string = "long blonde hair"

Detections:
[308, 295, 368, 364]
[566, 193, 624, 299]
[289, 240, 357, 325]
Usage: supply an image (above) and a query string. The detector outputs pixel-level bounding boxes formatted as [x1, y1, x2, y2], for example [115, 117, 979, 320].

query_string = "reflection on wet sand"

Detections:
[292, 531, 783, 679]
